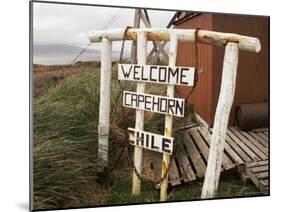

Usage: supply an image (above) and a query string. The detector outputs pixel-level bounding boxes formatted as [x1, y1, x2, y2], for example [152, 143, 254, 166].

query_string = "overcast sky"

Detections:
[33, 2, 175, 52]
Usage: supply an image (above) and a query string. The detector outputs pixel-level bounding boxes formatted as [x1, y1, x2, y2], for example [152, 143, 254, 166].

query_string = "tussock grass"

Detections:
[167, 174, 260, 201]
[33, 61, 101, 97]
[33, 62, 260, 210]
[33, 63, 170, 209]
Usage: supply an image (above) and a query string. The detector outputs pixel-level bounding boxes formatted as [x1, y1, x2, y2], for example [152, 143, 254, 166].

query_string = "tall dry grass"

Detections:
[32, 63, 177, 209]
[32, 61, 260, 210]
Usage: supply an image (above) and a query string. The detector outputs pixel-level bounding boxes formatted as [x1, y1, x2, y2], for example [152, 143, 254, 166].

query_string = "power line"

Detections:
[69, 9, 122, 65]
[102, 9, 122, 30]
[70, 42, 91, 65]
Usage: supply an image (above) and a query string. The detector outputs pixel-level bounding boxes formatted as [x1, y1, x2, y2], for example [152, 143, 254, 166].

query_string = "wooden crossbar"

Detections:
[88, 28, 261, 52]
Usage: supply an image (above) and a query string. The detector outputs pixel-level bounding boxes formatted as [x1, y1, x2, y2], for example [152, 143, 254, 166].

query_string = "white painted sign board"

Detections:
[118, 64, 195, 86]
[123, 91, 185, 117]
[128, 128, 174, 155]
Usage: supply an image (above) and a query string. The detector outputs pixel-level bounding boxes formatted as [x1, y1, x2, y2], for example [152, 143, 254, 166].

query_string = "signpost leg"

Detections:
[98, 37, 112, 171]
[132, 31, 147, 195]
[130, 9, 140, 64]
[160, 33, 178, 201]
[201, 42, 239, 198]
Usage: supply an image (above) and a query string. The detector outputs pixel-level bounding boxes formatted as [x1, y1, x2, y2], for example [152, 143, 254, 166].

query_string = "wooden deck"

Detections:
[243, 160, 269, 192]
[142, 126, 269, 192]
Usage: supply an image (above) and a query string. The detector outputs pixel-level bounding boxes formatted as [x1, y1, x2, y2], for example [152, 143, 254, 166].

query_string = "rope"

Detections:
[119, 26, 132, 62]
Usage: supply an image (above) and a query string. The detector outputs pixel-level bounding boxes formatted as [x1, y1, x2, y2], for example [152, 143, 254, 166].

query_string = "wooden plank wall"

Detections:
[176, 13, 269, 126]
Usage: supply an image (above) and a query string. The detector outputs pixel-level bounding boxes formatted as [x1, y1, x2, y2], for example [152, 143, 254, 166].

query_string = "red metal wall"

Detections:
[211, 14, 269, 126]
[176, 14, 214, 124]
[176, 13, 269, 126]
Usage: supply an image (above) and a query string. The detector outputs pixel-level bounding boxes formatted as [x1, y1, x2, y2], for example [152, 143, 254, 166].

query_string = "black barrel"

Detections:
[236, 103, 268, 130]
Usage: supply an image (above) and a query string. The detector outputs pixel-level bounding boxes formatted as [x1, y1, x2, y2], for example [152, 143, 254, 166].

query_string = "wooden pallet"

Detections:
[142, 126, 269, 192]
[244, 160, 269, 193]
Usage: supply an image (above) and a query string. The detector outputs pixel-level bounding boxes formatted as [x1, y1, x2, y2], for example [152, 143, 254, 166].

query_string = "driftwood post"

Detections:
[98, 37, 112, 171]
[201, 42, 239, 198]
[88, 28, 261, 200]
[160, 33, 178, 201]
[132, 31, 147, 195]
[139, 10, 169, 64]
[130, 9, 140, 64]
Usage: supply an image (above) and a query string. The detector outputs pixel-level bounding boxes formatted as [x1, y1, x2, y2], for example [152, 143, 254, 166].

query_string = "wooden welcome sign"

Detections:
[123, 91, 185, 117]
[118, 63, 195, 198]
[118, 64, 195, 86]
[90, 27, 261, 201]
[128, 128, 174, 155]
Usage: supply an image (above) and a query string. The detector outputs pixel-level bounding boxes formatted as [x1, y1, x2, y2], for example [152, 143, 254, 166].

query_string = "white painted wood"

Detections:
[93, 27, 260, 201]
[123, 91, 185, 117]
[196, 30, 260, 53]
[160, 32, 178, 202]
[147, 40, 168, 63]
[201, 42, 239, 199]
[130, 9, 140, 64]
[132, 31, 147, 195]
[118, 64, 195, 86]
[88, 28, 261, 52]
[98, 38, 112, 171]
[139, 9, 151, 28]
[128, 128, 174, 155]
[139, 10, 169, 64]
[195, 113, 209, 129]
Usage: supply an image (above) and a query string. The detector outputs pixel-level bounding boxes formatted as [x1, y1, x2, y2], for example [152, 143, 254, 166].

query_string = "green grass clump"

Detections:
[168, 174, 260, 201]
[33, 63, 167, 209]
[33, 62, 261, 210]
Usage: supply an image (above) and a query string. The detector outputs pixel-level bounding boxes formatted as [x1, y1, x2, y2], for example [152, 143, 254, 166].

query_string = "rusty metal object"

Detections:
[236, 103, 268, 130]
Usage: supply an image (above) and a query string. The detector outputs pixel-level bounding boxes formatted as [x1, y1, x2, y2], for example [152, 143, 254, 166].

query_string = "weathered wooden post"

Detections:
[130, 9, 140, 64]
[201, 42, 239, 198]
[160, 32, 178, 201]
[88, 27, 261, 200]
[132, 31, 147, 195]
[98, 37, 112, 171]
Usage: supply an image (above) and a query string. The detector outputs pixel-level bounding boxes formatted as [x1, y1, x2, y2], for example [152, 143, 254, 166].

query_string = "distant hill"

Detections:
[33, 44, 100, 55]
[33, 43, 128, 65]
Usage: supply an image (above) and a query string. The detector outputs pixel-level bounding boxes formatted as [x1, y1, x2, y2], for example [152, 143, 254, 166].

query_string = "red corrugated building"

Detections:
[175, 13, 269, 126]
